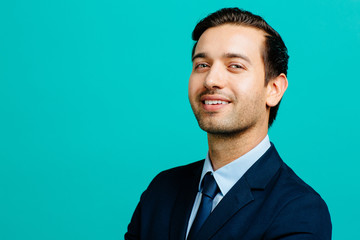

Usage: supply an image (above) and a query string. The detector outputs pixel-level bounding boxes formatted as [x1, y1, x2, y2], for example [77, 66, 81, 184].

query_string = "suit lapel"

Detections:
[195, 144, 282, 240]
[169, 161, 203, 240]
[194, 175, 254, 239]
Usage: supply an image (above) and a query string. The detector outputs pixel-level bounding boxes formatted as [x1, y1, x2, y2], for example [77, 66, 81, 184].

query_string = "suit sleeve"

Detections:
[124, 170, 171, 240]
[124, 192, 144, 240]
[264, 193, 332, 240]
[124, 169, 165, 240]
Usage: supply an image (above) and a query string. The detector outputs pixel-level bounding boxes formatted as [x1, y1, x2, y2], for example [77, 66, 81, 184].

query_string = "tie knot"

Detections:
[201, 173, 218, 199]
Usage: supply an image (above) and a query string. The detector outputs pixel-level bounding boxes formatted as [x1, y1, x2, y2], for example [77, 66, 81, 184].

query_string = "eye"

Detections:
[195, 63, 209, 69]
[229, 64, 243, 69]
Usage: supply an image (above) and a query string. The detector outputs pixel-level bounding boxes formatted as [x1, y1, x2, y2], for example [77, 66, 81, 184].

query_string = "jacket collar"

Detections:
[169, 161, 203, 240]
[194, 144, 283, 240]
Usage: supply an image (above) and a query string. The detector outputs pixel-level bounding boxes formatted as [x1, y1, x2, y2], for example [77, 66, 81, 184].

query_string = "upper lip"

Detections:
[200, 95, 231, 103]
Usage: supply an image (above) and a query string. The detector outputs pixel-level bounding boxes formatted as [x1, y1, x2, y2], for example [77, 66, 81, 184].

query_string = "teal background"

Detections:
[1, 0, 359, 239]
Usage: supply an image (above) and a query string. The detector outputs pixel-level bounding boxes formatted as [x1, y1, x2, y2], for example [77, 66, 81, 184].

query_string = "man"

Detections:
[125, 8, 332, 240]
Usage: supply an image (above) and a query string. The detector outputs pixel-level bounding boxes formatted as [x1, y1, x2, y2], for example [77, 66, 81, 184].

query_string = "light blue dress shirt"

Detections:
[186, 135, 271, 237]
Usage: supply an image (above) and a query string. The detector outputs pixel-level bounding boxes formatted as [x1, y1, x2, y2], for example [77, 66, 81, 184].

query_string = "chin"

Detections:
[198, 122, 242, 135]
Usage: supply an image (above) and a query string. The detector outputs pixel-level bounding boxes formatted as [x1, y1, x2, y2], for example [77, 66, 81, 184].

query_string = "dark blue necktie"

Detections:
[187, 172, 219, 240]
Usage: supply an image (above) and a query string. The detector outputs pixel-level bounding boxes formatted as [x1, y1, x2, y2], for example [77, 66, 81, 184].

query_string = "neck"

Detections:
[207, 127, 268, 171]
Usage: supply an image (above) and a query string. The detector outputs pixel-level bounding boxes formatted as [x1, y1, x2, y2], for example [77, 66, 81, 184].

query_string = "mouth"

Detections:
[200, 95, 231, 111]
[203, 100, 230, 105]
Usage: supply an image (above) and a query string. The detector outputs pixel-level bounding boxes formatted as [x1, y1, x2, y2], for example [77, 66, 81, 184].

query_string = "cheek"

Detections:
[231, 78, 267, 103]
[230, 80, 255, 97]
[234, 72, 265, 91]
[188, 76, 201, 99]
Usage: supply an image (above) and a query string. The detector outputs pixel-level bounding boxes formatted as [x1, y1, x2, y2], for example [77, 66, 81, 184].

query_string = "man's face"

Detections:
[188, 24, 270, 135]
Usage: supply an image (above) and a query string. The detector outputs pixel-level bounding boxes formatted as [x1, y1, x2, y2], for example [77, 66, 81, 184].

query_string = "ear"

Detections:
[266, 73, 288, 107]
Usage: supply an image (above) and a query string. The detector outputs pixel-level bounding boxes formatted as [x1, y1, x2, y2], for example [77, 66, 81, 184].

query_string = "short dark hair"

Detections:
[191, 8, 289, 127]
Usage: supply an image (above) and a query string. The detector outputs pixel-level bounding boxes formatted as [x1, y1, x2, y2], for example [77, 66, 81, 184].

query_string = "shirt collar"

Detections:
[199, 135, 271, 196]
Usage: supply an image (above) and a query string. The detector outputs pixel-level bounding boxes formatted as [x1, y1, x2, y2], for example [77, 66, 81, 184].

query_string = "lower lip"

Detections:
[202, 102, 230, 111]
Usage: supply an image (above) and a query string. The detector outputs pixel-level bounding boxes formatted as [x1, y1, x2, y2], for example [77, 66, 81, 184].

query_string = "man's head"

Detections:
[188, 8, 288, 136]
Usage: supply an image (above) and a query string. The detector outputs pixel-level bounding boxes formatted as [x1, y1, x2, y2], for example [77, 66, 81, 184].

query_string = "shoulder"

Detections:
[141, 160, 203, 197]
[264, 161, 332, 238]
[260, 145, 327, 204]
[276, 162, 325, 204]
[151, 160, 203, 184]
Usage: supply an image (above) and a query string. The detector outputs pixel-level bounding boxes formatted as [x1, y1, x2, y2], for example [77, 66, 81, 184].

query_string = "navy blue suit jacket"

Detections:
[125, 145, 332, 239]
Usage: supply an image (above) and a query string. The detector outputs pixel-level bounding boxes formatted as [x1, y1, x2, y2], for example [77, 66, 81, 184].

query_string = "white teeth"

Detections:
[204, 100, 229, 105]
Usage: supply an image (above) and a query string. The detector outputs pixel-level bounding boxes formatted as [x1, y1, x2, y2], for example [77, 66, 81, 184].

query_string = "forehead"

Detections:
[194, 24, 266, 61]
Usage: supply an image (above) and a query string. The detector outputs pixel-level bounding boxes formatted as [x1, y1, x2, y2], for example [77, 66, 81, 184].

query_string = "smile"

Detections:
[204, 100, 229, 105]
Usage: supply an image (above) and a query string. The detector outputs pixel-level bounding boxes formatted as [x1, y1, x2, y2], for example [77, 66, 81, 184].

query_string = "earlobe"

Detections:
[266, 73, 288, 107]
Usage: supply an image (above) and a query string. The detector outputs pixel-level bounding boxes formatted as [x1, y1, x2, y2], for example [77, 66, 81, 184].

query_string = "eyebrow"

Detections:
[192, 53, 207, 62]
[192, 52, 251, 64]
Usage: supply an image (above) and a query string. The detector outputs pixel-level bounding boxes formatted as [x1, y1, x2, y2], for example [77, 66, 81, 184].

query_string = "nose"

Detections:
[203, 63, 225, 90]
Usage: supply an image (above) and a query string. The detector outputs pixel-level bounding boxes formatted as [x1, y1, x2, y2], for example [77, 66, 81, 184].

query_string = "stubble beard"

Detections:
[192, 106, 251, 137]
[191, 99, 265, 138]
